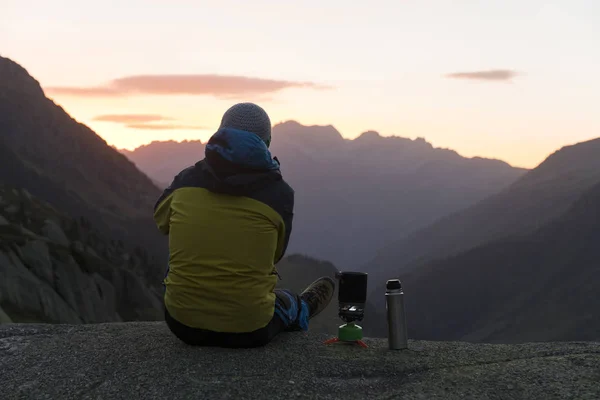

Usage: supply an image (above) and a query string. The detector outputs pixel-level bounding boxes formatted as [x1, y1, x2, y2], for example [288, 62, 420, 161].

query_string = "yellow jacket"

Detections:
[154, 128, 294, 333]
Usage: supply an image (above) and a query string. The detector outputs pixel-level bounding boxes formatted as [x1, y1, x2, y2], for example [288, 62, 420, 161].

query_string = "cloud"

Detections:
[46, 74, 330, 98]
[47, 87, 123, 96]
[126, 123, 206, 130]
[91, 113, 205, 131]
[93, 114, 173, 123]
[445, 69, 520, 81]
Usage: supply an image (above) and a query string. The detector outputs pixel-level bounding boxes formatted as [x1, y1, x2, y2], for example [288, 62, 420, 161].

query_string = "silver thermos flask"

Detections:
[386, 279, 408, 350]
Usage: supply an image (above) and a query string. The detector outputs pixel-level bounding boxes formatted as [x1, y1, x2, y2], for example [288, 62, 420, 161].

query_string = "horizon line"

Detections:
[111, 119, 536, 170]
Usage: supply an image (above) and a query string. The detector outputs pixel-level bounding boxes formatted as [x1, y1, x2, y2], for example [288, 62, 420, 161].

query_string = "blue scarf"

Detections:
[205, 127, 279, 171]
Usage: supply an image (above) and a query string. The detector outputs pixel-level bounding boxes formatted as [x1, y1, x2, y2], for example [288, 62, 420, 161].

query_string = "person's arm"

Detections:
[274, 186, 294, 264]
[153, 167, 191, 235]
[153, 191, 173, 235]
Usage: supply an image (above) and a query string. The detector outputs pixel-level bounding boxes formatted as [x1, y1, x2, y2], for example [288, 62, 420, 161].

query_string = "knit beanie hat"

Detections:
[218, 103, 272, 147]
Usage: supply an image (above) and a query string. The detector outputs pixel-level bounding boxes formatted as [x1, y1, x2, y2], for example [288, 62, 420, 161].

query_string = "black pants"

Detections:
[164, 289, 306, 348]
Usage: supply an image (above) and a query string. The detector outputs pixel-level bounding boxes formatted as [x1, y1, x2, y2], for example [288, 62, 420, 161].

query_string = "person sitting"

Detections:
[153, 102, 335, 348]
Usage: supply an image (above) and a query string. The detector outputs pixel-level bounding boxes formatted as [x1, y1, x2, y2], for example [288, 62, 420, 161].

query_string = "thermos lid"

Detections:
[386, 279, 402, 290]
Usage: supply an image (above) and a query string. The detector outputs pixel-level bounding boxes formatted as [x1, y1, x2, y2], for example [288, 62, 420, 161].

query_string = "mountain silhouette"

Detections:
[383, 177, 600, 343]
[366, 137, 600, 292]
[124, 120, 526, 269]
[0, 55, 167, 284]
[120, 140, 205, 187]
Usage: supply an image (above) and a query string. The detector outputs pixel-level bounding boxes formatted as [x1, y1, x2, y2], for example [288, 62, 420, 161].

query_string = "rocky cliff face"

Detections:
[0, 55, 167, 284]
[0, 185, 162, 324]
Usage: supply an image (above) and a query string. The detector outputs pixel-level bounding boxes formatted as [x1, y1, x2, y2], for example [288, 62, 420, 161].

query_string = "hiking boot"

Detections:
[300, 277, 336, 319]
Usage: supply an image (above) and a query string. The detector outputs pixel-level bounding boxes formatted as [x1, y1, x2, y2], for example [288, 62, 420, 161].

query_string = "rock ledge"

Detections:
[1, 322, 599, 399]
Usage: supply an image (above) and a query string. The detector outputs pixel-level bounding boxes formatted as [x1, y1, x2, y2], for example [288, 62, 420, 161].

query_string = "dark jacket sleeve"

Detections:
[275, 184, 294, 264]
[153, 166, 194, 235]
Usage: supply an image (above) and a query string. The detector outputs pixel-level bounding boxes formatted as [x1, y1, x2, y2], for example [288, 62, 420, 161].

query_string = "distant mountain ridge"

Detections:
[123, 121, 527, 269]
[120, 140, 205, 188]
[391, 176, 600, 343]
[358, 135, 600, 342]
[366, 137, 600, 292]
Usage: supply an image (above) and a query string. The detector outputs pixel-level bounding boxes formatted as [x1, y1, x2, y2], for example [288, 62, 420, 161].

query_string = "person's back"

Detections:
[154, 103, 335, 347]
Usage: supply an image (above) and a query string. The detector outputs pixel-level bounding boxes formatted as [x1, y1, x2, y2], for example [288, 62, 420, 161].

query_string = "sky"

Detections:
[2, 0, 599, 168]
